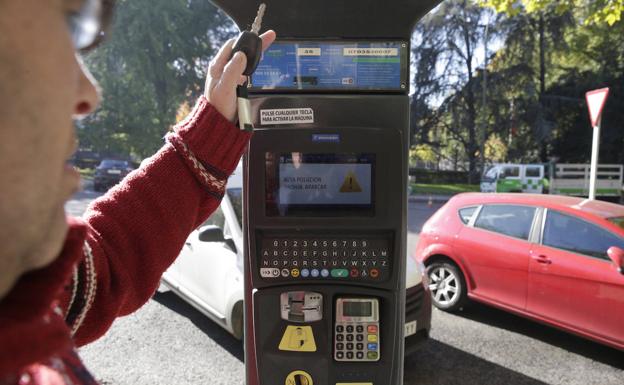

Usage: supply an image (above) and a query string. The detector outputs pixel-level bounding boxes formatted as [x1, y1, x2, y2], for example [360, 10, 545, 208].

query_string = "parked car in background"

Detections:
[481, 163, 546, 194]
[162, 164, 432, 352]
[70, 149, 102, 169]
[481, 163, 624, 201]
[414, 193, 624, 350]
[93, 159, 134, 192]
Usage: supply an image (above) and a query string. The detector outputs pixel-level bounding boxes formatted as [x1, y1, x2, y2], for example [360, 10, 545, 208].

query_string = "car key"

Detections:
[232, 3, 266, 131]
[232, 3, 266, 76]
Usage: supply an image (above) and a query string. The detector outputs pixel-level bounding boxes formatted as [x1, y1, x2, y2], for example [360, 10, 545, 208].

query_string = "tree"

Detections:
[482, 0, 624, 26]
[82, 0, 236, 159]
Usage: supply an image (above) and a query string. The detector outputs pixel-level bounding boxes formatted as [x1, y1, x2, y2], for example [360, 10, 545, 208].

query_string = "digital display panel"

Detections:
[343, 301, 372, 317]
[251, 41, 406, 91]
[265, 153, 375, 217]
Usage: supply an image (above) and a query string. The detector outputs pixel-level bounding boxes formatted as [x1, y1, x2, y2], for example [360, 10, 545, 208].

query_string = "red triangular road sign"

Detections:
[585, 88, 609, 127]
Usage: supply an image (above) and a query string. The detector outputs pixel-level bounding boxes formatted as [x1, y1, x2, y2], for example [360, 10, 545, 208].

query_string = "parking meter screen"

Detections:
[251, 41, 406, 91]
[265, 153, 375, 216]
[343, 301, 372, 317]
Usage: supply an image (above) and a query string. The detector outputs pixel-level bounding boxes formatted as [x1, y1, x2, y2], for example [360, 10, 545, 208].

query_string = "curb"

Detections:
[408, 194, 453, 203]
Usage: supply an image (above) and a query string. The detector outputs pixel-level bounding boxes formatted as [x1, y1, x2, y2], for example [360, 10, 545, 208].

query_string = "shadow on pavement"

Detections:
[455, 302, 624, 369]
[405, 339, 548, 385]
[152, 291, 244, 362]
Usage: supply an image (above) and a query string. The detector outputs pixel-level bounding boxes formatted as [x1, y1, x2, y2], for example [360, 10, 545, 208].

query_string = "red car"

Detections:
[414, 193, 624, 350]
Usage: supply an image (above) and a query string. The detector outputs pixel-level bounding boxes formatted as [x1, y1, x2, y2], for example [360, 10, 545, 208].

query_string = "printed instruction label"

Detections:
[260, 108, 314, 125]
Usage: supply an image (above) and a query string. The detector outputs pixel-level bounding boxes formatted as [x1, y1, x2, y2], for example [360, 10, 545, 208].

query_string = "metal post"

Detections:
[588, 122, 601, 200]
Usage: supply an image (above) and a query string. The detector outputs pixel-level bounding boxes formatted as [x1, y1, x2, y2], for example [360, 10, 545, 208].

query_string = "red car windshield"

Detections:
[608, 217, 624, 230]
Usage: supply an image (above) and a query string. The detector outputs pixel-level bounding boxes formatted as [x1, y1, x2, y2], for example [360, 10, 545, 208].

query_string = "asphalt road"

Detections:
[66, 186, 623, 385]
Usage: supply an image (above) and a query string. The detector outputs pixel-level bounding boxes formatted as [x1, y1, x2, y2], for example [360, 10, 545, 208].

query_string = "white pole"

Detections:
[588, 121, 601, 200]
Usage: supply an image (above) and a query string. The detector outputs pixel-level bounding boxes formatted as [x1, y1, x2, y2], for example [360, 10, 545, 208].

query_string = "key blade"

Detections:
[251, 3, 266, 34]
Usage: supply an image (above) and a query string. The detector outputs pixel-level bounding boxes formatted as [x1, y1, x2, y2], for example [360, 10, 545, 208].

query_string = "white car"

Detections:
[161, 165, 431, 351]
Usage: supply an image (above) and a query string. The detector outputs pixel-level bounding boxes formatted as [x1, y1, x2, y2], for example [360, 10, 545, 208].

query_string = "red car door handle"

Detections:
[531, 255, 552, 264]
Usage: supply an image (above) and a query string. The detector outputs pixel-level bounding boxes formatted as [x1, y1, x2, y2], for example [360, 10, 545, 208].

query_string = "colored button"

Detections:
[349, 268, 359, 277]
[367, 351, 378, 360]
[370, 269, 380, 278]
[321, 269, 329, 277]
[291, 268, 300, 278]
[311, 269, 320, 277]
[281, 268, 290, 277]
[331, 269, 349, 278]
[301, 269, 310, 277]
[260, 268, 280, 278]
[367, 343, 378, 351]
[367, 334, 378, 343]
[367, 325, 378, 333]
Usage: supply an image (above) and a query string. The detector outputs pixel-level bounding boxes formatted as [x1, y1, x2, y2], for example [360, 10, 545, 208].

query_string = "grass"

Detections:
[410, 183, 480, 195]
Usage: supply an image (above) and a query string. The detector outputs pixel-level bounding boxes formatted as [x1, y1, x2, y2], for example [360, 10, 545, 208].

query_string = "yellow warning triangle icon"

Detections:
[339, 171, 362, 193]
[278, 326, 317, 352]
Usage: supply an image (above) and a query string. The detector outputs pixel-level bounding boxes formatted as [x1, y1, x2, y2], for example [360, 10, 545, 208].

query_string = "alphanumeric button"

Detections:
[356, 334, 364, 342]
[356, 343, 364, 350]
[336, 351, 344, 359]
[336, 334, 344, 341]
[346, 325, 354, 333]
[356, 325, 364, 333]
[336, 343, 344, 350]
[346, 334, 354, 342]
[346, 352, 354, 360]
[356, 352, 364, 359]
[336, 325, 344, 333]
[346, 343, 354, 350]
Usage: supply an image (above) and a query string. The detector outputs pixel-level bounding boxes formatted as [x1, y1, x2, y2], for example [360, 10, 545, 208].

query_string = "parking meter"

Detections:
[211, 1, 440, 384]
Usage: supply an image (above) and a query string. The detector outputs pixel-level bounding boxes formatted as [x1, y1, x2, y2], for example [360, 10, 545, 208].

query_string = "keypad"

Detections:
[334, 322, 380, 362]
[258, 235, 391, 282]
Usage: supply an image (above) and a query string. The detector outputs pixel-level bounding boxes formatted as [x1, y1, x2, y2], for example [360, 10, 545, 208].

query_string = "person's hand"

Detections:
[205, 30, 276, 122]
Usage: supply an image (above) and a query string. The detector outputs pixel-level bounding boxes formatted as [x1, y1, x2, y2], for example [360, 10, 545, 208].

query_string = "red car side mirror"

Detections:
[607, 246, 624, 275]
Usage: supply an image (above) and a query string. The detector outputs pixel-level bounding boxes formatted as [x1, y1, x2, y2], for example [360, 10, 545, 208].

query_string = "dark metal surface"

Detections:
[210, 0, 442, 38]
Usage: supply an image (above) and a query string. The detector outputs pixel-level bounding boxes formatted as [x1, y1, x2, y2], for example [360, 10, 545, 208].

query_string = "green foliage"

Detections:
[409, 144, 437, 165]
[484, 133, 508, 162]
[81, 0, 236, 159]
[481, 0, 624, 25]
[411, 0, 624, 173]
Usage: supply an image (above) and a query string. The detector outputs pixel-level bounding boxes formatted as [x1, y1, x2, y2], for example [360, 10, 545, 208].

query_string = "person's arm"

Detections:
[64, 31, 276, 346]
[68, 97, 249, 346]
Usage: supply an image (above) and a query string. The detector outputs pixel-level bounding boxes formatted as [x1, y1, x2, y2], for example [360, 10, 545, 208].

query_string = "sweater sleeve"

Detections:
[69, 97, 251, 346]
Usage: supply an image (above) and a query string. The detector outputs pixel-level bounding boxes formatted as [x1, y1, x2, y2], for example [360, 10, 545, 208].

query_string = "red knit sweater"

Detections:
[0, 97, 251, 385]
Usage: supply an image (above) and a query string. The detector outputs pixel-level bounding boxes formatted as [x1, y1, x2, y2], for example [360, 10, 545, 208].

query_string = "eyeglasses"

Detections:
[67, 0, 115, 52]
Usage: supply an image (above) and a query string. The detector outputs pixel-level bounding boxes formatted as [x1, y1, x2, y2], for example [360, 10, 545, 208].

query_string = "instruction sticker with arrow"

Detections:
[278, 325, 317, 352]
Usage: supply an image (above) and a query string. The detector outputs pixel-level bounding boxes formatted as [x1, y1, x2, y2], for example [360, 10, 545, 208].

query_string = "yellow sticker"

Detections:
[339, 171, 363, 193]
[278, 325, 317, 352]
[285, 370, 313, 385]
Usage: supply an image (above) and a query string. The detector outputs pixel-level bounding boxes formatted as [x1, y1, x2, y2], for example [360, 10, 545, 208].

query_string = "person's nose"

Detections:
[74, 55, 101, 117]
